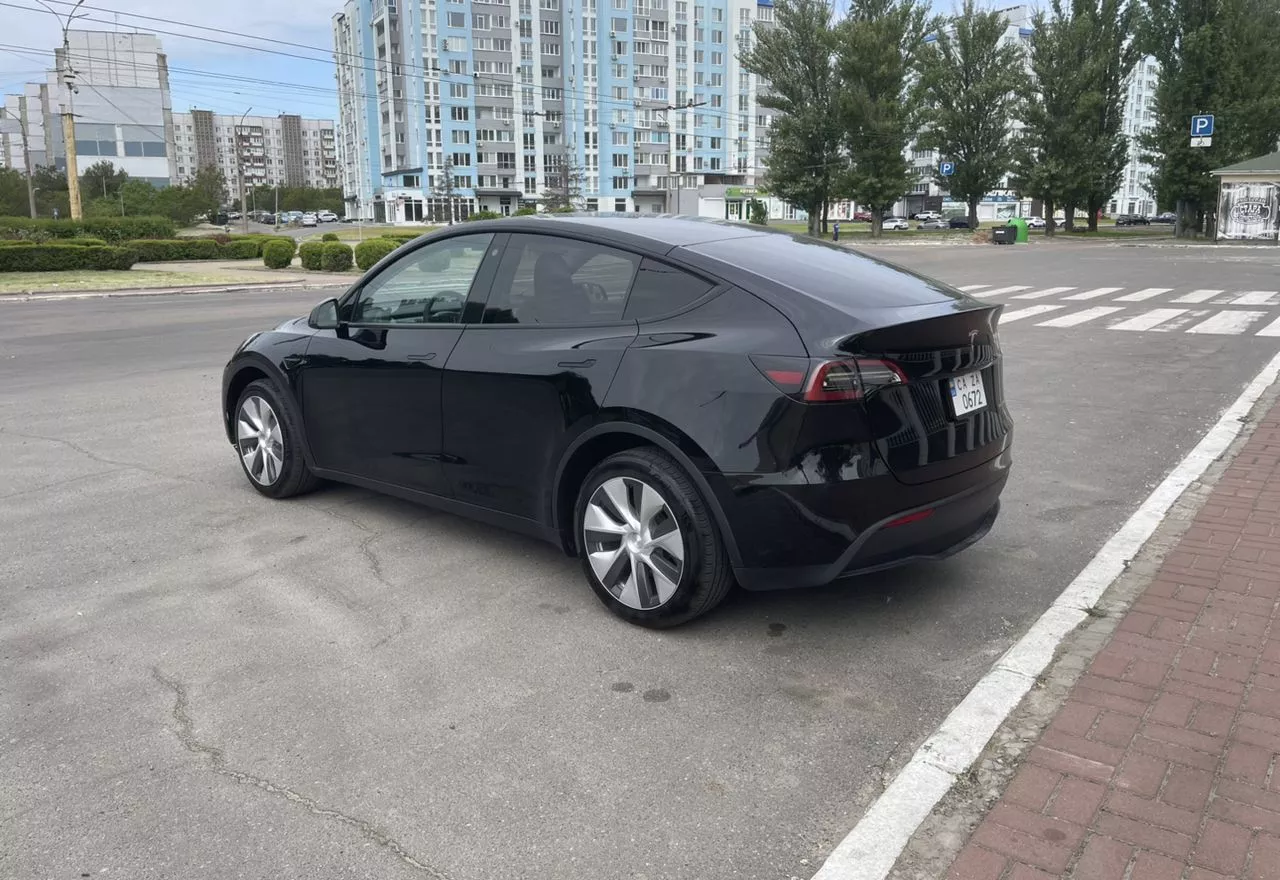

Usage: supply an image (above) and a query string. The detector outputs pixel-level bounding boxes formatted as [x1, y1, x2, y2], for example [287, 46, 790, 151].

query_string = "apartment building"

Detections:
[0, 84, 55, 174]
[332, 0, 783, 223]
[171, 110, 340, 190]
[1110, 56, 1159, 216]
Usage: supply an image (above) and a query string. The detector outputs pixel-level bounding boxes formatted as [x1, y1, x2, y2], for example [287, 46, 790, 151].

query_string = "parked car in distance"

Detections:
[915, 211, 942, 222]
[1115, 214, 1150, 226]
[852, 211, 873, 222]
[260, 213, 277, 225]
[222, 217, 1012, 627]
[948, 217, 971, 229]
[917, 219, 948, 230]
[301, 213, 318, 227]
[341, 216, 360, 223]
[317, 210, 338, 223]
[1151, 212, 1177, 224]
[883, 217, 910, 230]
[1024, 216, 1046, 228]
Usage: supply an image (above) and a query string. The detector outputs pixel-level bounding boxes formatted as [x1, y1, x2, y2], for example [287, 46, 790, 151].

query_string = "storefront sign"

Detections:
[1218, 182, 1280, 241]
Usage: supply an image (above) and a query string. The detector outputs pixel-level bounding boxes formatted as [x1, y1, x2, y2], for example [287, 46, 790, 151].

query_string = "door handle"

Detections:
[408, 353, 438, 361]
[558, 358, 596, 368]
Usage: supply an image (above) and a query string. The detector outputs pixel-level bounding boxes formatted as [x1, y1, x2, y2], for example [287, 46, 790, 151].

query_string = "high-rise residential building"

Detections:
[1110, 56, 1160, 216]
[332, 0, 785, 223]
[1, 84, 55, 173]
[171, 110, 340, 190]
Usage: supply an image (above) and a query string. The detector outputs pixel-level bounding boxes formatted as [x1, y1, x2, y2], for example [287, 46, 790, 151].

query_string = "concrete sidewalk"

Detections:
[945, 401, 1280, 879]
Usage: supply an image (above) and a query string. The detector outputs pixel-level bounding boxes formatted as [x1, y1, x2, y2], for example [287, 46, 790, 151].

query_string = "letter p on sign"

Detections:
[1191, 115, 1214, 137]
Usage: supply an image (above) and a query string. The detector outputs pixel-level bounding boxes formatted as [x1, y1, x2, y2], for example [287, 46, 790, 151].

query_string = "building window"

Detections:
[448, 11, 466, 27]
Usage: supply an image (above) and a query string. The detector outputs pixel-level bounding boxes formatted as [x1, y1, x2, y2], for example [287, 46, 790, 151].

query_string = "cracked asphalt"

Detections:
[3, 241, 1279, 880]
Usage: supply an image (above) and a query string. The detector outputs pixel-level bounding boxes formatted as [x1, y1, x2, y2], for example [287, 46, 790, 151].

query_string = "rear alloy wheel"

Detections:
[234, 379, 319, 499]
[576, 448, 733, 627]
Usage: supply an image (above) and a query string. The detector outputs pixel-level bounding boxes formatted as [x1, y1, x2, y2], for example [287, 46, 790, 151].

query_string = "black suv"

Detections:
[222, 216, 1012, 626]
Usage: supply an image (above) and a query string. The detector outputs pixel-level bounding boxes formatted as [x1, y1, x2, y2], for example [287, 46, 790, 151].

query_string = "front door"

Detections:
[299, 232, 501, 497]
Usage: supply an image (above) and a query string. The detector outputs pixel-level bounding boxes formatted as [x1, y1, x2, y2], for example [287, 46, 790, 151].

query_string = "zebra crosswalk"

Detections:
[957, 283, 1280, 338]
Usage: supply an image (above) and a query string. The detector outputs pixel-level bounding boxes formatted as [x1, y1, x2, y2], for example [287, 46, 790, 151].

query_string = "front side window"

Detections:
[352, 234, 494, 325]
[482, 234, 640, 325]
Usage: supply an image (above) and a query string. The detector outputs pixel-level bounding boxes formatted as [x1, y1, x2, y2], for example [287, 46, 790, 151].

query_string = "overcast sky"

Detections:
[1, 0, 987, 120]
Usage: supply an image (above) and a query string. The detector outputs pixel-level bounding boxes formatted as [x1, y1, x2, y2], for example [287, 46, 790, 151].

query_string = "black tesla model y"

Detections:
[222, 216, 1012, 626]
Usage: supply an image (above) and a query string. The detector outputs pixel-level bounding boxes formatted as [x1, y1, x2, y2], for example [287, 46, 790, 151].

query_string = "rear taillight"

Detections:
[804, 358, 906, 402]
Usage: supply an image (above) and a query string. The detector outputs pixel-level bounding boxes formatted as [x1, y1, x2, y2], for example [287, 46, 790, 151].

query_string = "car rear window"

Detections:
[687, 234, 964, 309]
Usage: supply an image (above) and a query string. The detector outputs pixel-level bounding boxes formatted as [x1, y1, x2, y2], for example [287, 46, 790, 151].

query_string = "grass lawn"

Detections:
[0, 268, 295, 295]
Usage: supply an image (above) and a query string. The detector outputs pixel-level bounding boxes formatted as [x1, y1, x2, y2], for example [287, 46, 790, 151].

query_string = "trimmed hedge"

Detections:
[321, 232, 340, 242]
[0, 216, 175, 242]
[262, 240, 295, 269]
[298, 241, 324, 270]
[354, 237, 399, 270]
[320, 242, 354, 272]
[218, 240, 260, 260]
[0, 244, 137, 272]
[127, 238, 220, 262]
[0, 236, 108, 247]
[466, 210, 503, 222]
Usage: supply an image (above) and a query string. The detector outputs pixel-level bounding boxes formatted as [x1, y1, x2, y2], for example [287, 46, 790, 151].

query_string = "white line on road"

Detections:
[957, 284, 990, 292]
[1063, 287, 1123, 301]
[1257, 316, 1280, 337]
[1011, 286, 1076, 300]
[811, 349, 1280, 880]
[979, 285, 1033, 296]
[999, 305, 1065, 323]
[1171, 289, 1224, 304]
[1114, 287, 1173, 302]
[1110, 308, 1188, 332]
[1035, 306, 1125, 328]
[1186, 310, 1268, 335]
[1228, 290, 1280, 306]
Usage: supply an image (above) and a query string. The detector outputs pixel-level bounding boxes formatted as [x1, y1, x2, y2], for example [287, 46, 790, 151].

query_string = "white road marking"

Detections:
[812, 349, 1280, 880]
[1063, 287, 1123, 301]
[1186, 310, 1268, 335]
[1114, 287, 1173, 302]
[1035, 306, 1124, 327]
[1151, 309, 1213, 333]
[999, 305, 1064, 323]
[1257, 316, 1280, 337]
[1011, 286, 1075, 300]
[1228, 290, 1280, 306]
[1171, 289, 1224, 304]
[979, 285, 1033, 296]
[1110, 308, 1188, 332]
[957, 284, 990, 292]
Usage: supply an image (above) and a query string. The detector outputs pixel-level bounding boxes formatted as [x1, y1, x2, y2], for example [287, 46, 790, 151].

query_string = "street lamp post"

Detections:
[236, 107, 252, 234]
[37, 0, 89, 219]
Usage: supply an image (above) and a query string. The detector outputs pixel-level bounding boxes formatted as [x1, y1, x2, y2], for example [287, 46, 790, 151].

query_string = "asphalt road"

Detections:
[3, 239, 1280, 880]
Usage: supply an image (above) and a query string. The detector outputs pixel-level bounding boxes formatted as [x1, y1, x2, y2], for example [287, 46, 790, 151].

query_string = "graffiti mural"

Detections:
[1217, 181, 1280, 241]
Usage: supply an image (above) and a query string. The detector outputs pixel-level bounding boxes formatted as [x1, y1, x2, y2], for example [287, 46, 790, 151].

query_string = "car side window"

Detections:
[623, 258, 716, 321]
[352, 233, 494, 325]
[482, 233, 639, 325]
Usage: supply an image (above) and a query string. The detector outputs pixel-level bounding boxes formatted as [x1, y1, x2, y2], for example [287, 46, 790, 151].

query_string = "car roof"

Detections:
[450, 213, 771, 251]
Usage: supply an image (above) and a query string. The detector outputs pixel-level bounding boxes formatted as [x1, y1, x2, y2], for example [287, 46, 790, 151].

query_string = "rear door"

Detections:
[440, 232, 641, 521]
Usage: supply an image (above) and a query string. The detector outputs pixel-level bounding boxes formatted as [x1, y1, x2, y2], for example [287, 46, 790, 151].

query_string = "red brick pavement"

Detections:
[946, 400, 1280, 880]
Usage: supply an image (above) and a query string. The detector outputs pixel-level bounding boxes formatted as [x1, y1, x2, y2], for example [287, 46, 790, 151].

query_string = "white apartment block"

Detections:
[332, 0, 786, 223]
[171, 110, 339, 190]
[1110, 55, 1159, 216]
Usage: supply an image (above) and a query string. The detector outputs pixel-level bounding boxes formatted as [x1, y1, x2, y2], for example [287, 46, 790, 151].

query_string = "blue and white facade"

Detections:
[333, 0, 780, 222]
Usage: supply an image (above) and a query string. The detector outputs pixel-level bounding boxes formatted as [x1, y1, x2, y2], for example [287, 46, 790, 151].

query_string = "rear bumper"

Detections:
[719, 453, 1010, 591]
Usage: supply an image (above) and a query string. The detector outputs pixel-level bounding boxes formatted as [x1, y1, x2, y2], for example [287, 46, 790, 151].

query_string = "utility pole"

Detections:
[236, 107, 252, 234]
[39, 0, 89, 220]
[1, 100, 38, 218]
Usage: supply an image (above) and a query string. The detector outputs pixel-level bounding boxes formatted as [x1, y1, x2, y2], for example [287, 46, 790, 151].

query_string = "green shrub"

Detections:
[262, 240, 295, 269]
[0, 236, 107, 247]
[127, 238, 221, 262]
[298, 241, 325, 270]
[219, 239, 260, 260]
[320, 242, 354, 272]
[466, 210, 503, 222]
[514, 206, 538, 216]
[0, 216, 175, 242]
[354, 237, 400, 271]
[0, 244, 137, 272]
[321, 232, 340, 242]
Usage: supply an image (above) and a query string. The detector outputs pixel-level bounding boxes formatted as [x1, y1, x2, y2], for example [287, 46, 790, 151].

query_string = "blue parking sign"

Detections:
[940, 161, 955, 177]
[1191, 115, 1214, 137]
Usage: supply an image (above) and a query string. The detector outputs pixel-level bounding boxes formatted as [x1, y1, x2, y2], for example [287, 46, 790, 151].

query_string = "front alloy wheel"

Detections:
[236, 395, 284, 486]
[583, 476, 685, 610]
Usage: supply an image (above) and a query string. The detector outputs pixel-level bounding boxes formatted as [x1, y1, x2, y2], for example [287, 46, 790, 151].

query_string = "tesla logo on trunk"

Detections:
[1230, 199, 1271, 224]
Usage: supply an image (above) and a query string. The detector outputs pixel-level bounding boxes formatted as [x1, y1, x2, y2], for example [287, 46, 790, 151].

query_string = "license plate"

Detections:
[948, 371, 988, 416]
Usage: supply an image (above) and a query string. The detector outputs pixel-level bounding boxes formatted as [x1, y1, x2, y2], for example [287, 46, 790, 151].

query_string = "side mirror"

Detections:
[308, 297, 340, 330]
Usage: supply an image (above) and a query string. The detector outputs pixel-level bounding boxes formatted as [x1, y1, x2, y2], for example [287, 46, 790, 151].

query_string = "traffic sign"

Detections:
[1191, 115, 1215, 137]
[940, 161, 955, 177]
[1191, 136, 1212, 148]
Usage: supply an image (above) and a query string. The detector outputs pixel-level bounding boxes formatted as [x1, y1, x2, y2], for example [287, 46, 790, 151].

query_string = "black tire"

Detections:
[233, 379, 320, 499]
[575, 447, 734, 628]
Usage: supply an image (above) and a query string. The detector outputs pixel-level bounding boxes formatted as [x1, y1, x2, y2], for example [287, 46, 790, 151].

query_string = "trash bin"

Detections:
[991, 225, 1016, 245]
[1007, 217, 1030, 243]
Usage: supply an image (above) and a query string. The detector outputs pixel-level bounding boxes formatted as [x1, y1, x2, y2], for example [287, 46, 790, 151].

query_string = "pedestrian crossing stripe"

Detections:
[1114, 287, 1173, 302]
[1171, 289, 1223, 303]
[1063, 287, 1123, 300]
[1186, 310, 1268, 335]
[1035, 306, 1124, 327]
[1011, 286, 1076, 300]
[1000, 304, 1065, 322]
[1111, 308, 1187, 332]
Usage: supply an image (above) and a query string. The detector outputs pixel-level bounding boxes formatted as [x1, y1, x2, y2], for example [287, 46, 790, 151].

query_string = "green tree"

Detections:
[432, 158, 458, 224]
[31, 164, 70, 219]
[1141, 0, 1280, 236]
[915, 0, 1024, 229]
[0, 167, 30, 216]
[740, 0, 844, 235]
[80, 160, 129, 200]
[154, 184, 206, 225]
[836, 0, 933, 238]
[541, 159, 585, 212]
[189, 166, 228, 219]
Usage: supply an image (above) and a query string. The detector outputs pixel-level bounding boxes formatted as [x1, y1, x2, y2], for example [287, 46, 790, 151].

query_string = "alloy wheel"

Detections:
[236, 395, 285, 486]
[583, 476, 685, 610]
